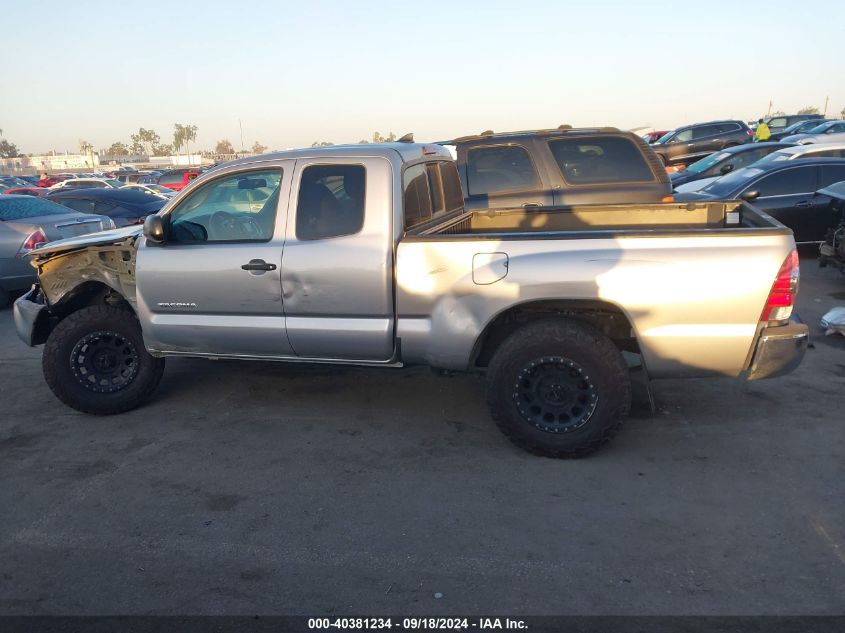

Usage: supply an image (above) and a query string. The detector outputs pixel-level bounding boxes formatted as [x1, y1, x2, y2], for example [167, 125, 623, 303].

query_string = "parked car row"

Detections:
[649, 120, 753, 166]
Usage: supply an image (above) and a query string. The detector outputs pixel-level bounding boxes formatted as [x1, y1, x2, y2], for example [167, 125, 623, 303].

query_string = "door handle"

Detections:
[522, 203, 543, 209]
[241, 259, 277, 271]
[795, 201, 812, 208]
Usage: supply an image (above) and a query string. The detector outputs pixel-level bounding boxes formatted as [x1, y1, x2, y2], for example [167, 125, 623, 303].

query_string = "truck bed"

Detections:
[407, 200, 788, 238]
[396, 199, 796, 379]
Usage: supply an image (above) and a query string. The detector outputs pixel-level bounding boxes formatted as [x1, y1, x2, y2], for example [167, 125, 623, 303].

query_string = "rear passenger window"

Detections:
[821, 165, 845, 186]
[403, 164, 433, 228]
[93, 201, 117, 214]
[403, 161, 464, 230]
[548, 137, 654, 184]
[692, 125, 720, 140]
[296, 164, 365, 240]
[58, 198, 94, 213]
[439, 162, 464, 213]
[718, 123, 740, 134]
[751, 167, 816, 197]
[466, 145, 538, 196]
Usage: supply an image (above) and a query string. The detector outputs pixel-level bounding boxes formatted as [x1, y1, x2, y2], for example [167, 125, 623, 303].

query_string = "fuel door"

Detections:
[473, 252, 509, 285]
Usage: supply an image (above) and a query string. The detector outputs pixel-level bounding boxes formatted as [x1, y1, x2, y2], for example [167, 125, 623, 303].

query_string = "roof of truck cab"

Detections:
[210, 142, 452, 172]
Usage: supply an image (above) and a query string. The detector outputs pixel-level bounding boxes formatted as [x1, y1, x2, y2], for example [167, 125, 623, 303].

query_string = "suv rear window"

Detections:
[466, 145, 538, 196]
[548, 137, 654, 184]
[158, 173, 182, 185]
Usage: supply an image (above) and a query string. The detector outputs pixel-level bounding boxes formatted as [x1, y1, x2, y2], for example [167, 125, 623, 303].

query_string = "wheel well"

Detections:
[32, 282, 133, 346]
[471, 300, 639, 368]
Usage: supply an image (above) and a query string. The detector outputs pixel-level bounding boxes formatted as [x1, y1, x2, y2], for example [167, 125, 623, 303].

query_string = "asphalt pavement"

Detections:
[1, 255, 843, 615]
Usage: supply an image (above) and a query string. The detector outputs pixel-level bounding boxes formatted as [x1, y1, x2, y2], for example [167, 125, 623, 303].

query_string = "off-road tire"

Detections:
[486, 318, 631, 458]
[43, 305, 165, 414]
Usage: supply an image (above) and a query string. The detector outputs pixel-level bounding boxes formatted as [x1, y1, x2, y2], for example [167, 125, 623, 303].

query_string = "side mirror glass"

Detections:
[143, 214, 166, 243]
[720, 164, 734, 175]
[741, 190, 759, 202]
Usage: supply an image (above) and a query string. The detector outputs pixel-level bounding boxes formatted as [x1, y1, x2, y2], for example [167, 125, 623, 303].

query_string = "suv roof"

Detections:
[675, 119, 747, 130]
[442, 125, 622, 144]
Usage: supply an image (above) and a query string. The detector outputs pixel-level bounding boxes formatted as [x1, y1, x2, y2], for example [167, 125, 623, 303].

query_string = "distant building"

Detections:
[2, 153, 100, 174]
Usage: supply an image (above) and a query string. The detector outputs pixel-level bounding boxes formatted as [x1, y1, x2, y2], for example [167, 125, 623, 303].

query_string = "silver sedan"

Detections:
[0, 195, 114, 306]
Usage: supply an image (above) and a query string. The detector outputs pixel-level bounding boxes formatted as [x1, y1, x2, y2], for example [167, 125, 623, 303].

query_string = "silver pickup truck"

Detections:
[14, 143, 809, 457]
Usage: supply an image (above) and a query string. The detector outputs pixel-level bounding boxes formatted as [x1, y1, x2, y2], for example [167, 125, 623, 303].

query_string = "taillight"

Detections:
[747, 129, 753, 136]
[761, 250, 799, 322]
[20, 228, 47, 253]
[661, 195, 674, 202]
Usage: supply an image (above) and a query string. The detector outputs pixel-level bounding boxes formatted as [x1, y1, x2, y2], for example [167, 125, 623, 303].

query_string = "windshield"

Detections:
[655, 131, 674, 144]
[686, 151, 731, 174]
[752, 150, 793, 167]
[147, 184, 174, 194]
[105, 179, 124, 188]
[806, 122, 834, 134]
[781, 122, 806, 134]
[0, 196, 74, 220]
[700, 167, 763, 197]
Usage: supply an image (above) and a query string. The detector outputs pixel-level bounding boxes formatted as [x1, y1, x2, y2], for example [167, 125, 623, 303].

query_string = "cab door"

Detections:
[688, 124, 723, 160]
[281, 156, 395, 361]
[136, 162, 295, 357]
[742, 165, 819, 243]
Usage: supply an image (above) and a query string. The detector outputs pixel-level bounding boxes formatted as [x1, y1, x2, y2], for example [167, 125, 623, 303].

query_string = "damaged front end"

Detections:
[13, 227, 141, 347]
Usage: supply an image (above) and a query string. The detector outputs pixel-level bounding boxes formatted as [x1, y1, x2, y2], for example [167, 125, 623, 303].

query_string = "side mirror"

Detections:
[143, 214, 166, 243]
[720, 164, 734, 175]
[741, 190, 759, 202]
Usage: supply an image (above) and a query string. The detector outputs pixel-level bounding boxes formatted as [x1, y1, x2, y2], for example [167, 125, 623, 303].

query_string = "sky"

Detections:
[1, 0, 843, 154]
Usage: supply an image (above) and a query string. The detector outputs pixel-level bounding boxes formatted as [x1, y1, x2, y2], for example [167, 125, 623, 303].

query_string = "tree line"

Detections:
[5, 109, 845, 161]
[100, 124, 198, 157]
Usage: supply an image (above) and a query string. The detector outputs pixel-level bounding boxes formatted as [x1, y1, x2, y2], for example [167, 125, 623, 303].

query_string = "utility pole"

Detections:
[766, 100, 773, 117]
[239, 119, 245, 155]
[823, 96, 829, 116]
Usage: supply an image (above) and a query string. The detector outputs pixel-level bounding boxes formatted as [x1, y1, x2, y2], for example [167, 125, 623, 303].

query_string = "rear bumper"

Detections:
[746, 320, 809, 380]
[13, 287, 48, 347]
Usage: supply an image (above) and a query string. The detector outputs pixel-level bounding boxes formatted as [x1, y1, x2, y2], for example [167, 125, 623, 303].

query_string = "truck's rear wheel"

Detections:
[43, 305, 165, 415]
[486, 319, 631, 457]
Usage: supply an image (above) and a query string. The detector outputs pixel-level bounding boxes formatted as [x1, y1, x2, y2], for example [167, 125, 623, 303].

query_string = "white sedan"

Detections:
[49, 178, 124, 190]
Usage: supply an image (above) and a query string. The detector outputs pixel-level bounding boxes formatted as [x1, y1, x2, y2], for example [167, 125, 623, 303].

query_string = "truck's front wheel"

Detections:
[43, 305, 165, 415]
[486, 319, 631, 457]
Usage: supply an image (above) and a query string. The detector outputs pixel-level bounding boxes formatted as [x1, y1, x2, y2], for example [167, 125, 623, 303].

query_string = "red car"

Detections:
[2, 187, 50, 197]
[158, 169, 200, 192]
[37, 174, 73, 188]
[642, 130, 670, 144]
